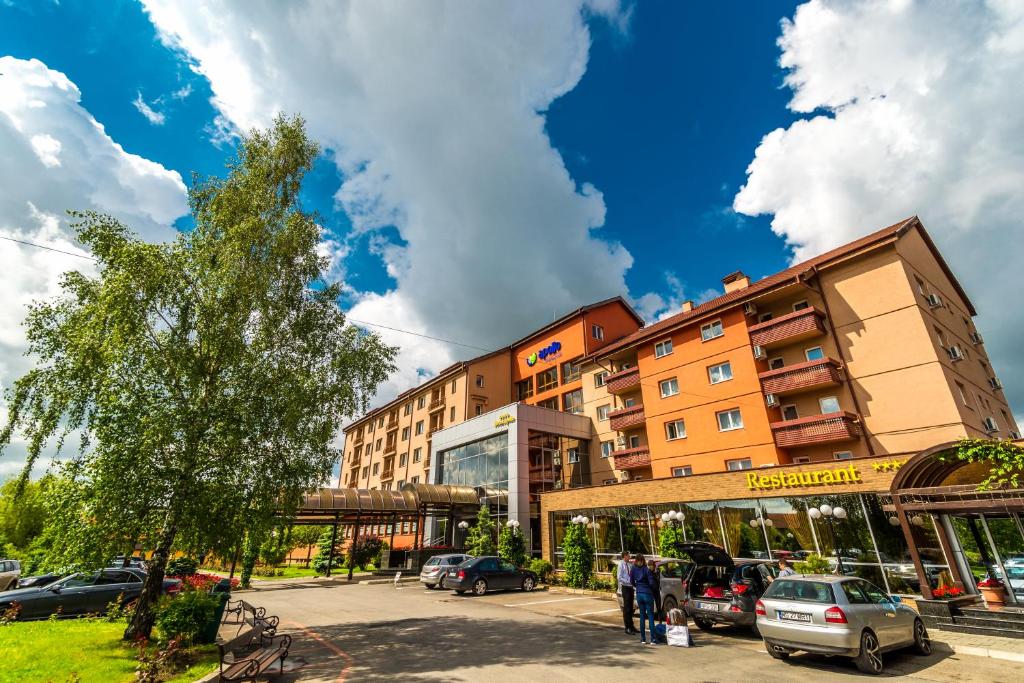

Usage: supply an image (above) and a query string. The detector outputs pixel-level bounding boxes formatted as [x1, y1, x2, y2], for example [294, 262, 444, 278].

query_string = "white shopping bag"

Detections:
[666, 624, 691, 647]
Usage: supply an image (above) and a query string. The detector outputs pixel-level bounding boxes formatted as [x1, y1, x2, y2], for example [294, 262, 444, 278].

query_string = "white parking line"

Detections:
[571, 608, 620, 617]
[503, 596, 593, 607]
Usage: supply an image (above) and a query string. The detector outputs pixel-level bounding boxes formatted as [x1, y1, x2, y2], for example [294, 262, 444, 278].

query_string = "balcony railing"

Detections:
[354, 432, 364, 444]
[612, 447, 651, 471]
[347, 454, 361, 468]
[759, 358, 842, 397]
[381, 467, 395, 481]
[748, 307, 827, 350]
[604, 366, 640, 395]
[608, 404, 646, 431]
[428, 425, 443, 437]
[770, 411, 861, 448]
[384, 441, 397, 455]
[387, 418, 398, 431]
[429, 396, 446, 412]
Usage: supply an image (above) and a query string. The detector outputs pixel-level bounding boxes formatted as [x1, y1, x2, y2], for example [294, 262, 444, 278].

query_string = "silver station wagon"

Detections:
[756, 575, 931, 675]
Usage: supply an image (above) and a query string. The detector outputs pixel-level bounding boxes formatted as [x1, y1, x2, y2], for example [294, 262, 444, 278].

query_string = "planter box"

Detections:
[916, 594, 981, 620]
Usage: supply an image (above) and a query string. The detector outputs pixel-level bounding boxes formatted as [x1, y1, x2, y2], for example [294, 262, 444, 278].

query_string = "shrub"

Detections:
[529, 559, 554, 582]
[585, 577, 614, 592]
[312, 527, 344, 574]
[793, 552, 832, 575]
[498, 525, 527, 567]
[562, 521, 594, 588]
[155, 591, 220, 644]
[465, 506, 497, 557]
[166, 557, 198, 577]
[658, 524, 687, 560]
[349, 536, 386, 571]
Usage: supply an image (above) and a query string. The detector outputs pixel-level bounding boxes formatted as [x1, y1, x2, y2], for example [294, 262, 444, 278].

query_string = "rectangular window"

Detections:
[934, 326, 947, 348]
[413, 447, 422, 463]
[717, 408, 744, 431]
[726, 458, 752, 471]
[372, 463, 380, 475]
[833, 451, 854, 461]
[450, 406, 456, 422]
[805, 346, 824, 361]
[399, 453, 407, 466]
[415, 421, 424, 435]
[659, 377, 679, 398]
[475, 404, 483, 416]
[361, 466, 369, 478]
[411, 476, 420, 484]
[601, 441, 614, 458]
[475, 374, 484, 388]
[401, 427, 410, 440]
[592, 324, 604, 340]
[792, 300, 810, 311]
[562, 389, 584, 414]
[537, 397, 559, 410]
[768, 357, 784, 370]
[672, 466, 692, 477]
[914, 275, 927, 296]
[759, 312, 774, 323]
[782, 405, 799, 421]
[561, 358, 582, 384]
[819, 396, 841, 414]
[417, 396, 425, 409]
[654, 339, 673, 358]
[665, 419, 686, 440]
[382, 482, 392, 491]
[594, 371, 609, 387]
[793, 456, 811, 464]
[378, 417, 384, 428]
[516, 378, 534, 400]
[397, 480, 405, 489]
[701, 320, 724, 341]
[955, 381, 971, 408]
[537, 367, 559, 393]
[628, 435, 641, 448]
[567, 448, 580, 464]
[597, 404, 611, 421]
[375, 438, 382, 451]
[708, 361, 733, 384]
[451, 379, 457, 394]
[404, 403, 412, 416]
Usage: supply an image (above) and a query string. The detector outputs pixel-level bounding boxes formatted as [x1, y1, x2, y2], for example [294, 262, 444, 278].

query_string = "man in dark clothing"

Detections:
[617, 551, 636, 635]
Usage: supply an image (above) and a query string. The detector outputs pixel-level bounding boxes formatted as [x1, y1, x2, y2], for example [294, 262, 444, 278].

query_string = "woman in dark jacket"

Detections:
[630, 554, 659, 645]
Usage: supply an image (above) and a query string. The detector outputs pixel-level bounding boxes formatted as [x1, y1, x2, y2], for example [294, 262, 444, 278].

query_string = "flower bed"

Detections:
[168, 572, 239, 592]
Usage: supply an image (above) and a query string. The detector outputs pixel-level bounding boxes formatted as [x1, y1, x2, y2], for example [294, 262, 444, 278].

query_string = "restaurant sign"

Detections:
[746, 464, 863, 491]
[494, 413, 516, 428]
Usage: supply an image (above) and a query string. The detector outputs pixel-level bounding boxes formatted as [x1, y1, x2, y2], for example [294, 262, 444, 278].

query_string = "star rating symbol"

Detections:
[872, 459, 907, 472]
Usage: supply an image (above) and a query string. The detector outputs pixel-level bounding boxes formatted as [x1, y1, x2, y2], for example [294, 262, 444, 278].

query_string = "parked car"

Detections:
[0, 560, 21, 591]
[109, 556, 148, 569]
[17, 573, 63, 589]
[442, 556, 537, 595]
[687, 559, 779, 633]
[756, 574, 930, 675]
[0, 567, 181, 620]
[420, 553, 473, 589]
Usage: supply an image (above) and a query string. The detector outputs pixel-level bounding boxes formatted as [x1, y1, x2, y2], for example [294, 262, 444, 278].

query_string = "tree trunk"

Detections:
[124, 513, 178, 641]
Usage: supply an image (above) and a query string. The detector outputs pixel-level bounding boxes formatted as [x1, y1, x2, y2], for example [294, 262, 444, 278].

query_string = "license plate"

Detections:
[778, 611, 811, 623]
[695, 601, 721, 612]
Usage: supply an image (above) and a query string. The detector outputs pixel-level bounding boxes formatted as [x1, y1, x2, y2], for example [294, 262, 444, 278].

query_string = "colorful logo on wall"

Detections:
[494, 413, 516, 428]
[526, 341, 562, 367]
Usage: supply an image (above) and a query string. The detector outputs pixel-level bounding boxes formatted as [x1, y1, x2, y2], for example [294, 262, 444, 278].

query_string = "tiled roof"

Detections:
[594, 216, 962, 358]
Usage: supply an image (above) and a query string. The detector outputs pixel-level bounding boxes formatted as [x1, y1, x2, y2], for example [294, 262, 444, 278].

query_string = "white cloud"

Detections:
[0, 57, 188, 477]
[133, 90, 166, 125]
[141, 1, 667, 410]
[734, 0, 1024, 415]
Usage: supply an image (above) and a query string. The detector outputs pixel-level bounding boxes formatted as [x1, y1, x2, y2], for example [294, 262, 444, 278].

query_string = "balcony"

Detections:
[759, 358, 843, 397]
[429, 396, 446, 412]
[384, 441, 397, 455]
[612, 447, 651, 471]
[605, 366, 640, 395]
[748, 307, 827, 350]
[608, 404, 646, 431]
[354, 431, 364, 444]
[387, 418, 398, 431]
[428, 425, 443, 437]
[381, 467, 395, 481]
[347, 454, 361, 468]
[771, 412, 861, 448]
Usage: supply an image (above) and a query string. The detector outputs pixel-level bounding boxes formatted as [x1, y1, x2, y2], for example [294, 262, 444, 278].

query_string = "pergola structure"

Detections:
[285, 483, 482, 580]
[889, 441, 1024, 602]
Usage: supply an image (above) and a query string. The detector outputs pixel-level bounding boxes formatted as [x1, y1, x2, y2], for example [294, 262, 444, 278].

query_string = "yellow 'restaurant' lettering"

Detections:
[746, 464, 862, 491]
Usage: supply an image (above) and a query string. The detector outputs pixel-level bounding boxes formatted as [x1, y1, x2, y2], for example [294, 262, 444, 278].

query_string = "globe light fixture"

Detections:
[888, 516, 901, 527]
[911, 515, 926, 528]
[808, 508, 822, 520]
[819, 504, 833, 517]
[458, 520, 469, 530]
[661, 513, 671, 523]
[807, 504, 848, 574]
[833, 507, 847, 520]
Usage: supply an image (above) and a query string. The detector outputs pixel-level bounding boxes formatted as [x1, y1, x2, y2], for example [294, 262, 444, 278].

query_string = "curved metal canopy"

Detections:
[400, 482, 480, 506]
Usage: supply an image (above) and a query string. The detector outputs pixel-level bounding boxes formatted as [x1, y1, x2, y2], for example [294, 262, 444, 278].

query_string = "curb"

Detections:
[548, 586, 617, 600]
[934, 640, 1024, 664]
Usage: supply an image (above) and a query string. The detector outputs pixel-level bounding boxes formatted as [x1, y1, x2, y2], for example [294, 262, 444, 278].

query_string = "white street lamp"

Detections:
[833, 507, 847, 520]
[457, 521, 469, 530]
[808, 504, 847, 574]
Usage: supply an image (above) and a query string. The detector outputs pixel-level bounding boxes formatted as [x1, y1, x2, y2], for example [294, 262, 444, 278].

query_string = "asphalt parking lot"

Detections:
[242, 579, 1024, 682]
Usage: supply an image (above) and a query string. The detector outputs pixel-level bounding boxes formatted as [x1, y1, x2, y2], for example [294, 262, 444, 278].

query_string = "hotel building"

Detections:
[335, 217, 1018, 588]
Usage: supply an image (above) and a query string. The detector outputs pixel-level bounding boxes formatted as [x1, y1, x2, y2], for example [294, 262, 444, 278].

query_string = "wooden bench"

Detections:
[224, 600, 278, 638]
[217, 617, 292, 682]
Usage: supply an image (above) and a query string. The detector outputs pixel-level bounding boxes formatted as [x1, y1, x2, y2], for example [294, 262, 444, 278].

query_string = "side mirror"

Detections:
[890, 595, 901, 604]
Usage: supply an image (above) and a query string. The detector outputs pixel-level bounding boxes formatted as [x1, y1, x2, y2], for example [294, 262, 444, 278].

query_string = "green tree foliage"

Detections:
[0, 116, 397, 639]
[658, 523, 686, 559]
[946, 438, 1024, 490]
[311, 526, 343, 575]
[349, 535, 385, 571]
[0, 476, 50, 549]
[465, 506, 497, 557]
[165, 557, 198, 577]
[154, 591, 220, 644]
[498, 524, 527, 567]
[529, 558, 553, 582]
[562, 521, 594, 588]
[794, 553, 832, 574]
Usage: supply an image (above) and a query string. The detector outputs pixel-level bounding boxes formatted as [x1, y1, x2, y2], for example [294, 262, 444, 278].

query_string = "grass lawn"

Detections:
[201, 564, 377, 580]
[0, 619, 218, 683]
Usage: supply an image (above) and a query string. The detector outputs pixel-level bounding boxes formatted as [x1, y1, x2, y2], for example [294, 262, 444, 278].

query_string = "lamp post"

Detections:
[808, 504, 848, 574]
[749, 516, 774, 559]
[660, 510, 684, 527]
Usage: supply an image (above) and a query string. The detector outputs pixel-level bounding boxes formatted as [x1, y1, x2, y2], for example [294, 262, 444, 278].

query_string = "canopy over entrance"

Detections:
[289, 483, 481, 524]
[890, 441, 1024, 601]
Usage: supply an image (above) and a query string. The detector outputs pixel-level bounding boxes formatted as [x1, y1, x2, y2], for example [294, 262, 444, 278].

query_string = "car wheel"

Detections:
[854, 630, 884, 675]
[765, 642, 790, 660]
[694, 616, 715, 631]
[912, 618, 931, 656]
[522, 576, 536, 592]
[472, 579, 488, 596]
[662, 596, 677, 614]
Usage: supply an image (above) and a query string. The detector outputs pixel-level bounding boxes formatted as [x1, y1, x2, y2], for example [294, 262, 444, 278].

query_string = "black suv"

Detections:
[685, 556, 778, 633]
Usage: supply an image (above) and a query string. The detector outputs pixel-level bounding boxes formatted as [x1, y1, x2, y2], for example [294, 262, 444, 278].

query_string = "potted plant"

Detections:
[930, 585, 964, 599]
[977, 577, 1007, 610]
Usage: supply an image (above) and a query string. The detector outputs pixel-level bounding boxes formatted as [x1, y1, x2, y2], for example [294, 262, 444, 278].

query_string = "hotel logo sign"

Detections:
[747, 464, 863, 491]
[526, 341, 562, 367]
[494, 413, 516, 428]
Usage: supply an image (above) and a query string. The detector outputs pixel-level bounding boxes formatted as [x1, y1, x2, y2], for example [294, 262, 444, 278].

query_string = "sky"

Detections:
[2, 0, 1023, 479]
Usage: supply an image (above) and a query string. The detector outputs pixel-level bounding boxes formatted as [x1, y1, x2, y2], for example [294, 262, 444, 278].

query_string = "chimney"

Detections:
[722, 270, 750, 294]
[680, 300, 694, 312]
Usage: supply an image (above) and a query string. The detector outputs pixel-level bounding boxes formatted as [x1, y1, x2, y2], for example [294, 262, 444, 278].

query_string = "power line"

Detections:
[346, 318, 492, 353]
[0, 235, 97, 261]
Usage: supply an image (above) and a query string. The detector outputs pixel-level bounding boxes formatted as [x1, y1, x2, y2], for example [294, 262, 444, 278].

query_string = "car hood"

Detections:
[0, 585, 48, 602]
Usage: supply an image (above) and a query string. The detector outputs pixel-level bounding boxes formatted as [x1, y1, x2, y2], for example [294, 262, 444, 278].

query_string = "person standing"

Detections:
[778, 558, 796, 578]
[617, 551, 637, 635]
[631, 553, 659, 645]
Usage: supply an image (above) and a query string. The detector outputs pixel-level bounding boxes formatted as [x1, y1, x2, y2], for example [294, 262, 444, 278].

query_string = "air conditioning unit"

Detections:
[926, 293, 943, 308]
[743, 302, 758, 316]
[616, 436, 627, 447]
[988, 377, 1003, 390]
[753, 345, 766, 359]
[619, 472, 630, 482]
[766, 393, 779, 407]
[947, 345, 965, 361]
[970, 331, 984, 344]
[983, 417, 998, 433]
